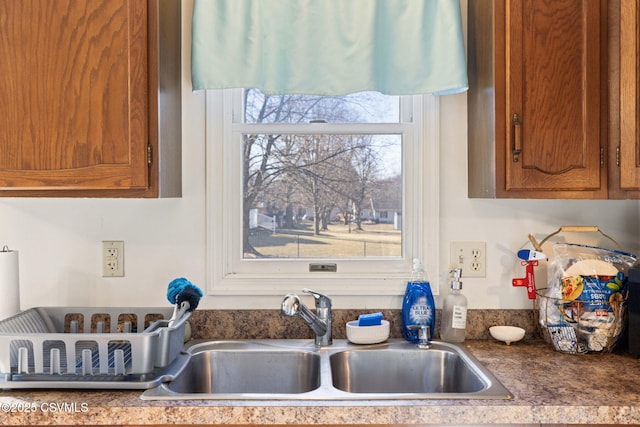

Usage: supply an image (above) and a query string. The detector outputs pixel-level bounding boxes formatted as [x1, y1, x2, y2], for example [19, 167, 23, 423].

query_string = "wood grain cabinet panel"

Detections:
[504, 0, 603, 194]
[0, 0, 181, 197]
[468, 0, 608, 199]
[469, 0, 640, 199]
[619, 0, 640, 193]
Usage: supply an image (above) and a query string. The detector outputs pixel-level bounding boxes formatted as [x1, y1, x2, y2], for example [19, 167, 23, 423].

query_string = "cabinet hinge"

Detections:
[616, 146, 620, 167]
[147, 143, 153, 166]
[600, 147, 604, 166]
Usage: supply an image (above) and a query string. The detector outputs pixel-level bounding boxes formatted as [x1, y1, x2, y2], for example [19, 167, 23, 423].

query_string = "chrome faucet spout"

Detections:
[297, 303, 328, 336]
[281, 289, 332, 346]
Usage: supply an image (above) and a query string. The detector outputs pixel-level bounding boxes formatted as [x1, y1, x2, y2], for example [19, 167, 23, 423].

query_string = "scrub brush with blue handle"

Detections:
[167, 277, 203, 326]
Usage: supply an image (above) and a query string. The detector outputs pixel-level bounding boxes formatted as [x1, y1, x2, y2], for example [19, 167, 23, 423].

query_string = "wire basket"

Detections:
[527, 226, 634, 354]
[535, 287, 626, 354]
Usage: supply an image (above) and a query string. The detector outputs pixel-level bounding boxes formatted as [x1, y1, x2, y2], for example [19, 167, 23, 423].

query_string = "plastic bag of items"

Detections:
[538, 243, 636, 354]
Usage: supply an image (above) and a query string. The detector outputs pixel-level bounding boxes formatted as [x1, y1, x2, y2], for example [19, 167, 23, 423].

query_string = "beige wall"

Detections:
[0, 0, 637, 312]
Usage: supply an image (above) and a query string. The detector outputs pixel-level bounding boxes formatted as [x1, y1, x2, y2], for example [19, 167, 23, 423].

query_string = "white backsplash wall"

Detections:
[1, 0, 638, 311]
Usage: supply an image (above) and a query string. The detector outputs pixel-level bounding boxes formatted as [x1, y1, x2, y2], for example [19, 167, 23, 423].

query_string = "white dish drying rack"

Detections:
[0, 306, 190, 389]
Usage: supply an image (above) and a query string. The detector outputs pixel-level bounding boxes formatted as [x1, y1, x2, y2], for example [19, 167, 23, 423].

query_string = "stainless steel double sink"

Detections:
[141, 339, 513, 400]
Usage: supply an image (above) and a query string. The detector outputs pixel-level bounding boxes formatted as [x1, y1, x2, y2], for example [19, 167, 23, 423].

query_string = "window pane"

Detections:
[243, 133, 402, 259]
[243, 89, 400, 124]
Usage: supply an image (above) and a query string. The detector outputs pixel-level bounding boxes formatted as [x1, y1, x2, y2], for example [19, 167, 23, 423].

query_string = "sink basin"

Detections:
[143, 340, 321, 398]
[330, 349, 486, 394]
[165, 350, 320, 394]
[141, 339, 513, 401]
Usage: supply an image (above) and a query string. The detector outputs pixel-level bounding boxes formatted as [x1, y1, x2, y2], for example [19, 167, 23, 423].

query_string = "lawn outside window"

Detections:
[205, 89, 440, 305]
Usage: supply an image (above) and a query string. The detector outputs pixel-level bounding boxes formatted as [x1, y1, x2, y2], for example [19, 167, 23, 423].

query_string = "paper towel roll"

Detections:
[0, 249, 20, 320]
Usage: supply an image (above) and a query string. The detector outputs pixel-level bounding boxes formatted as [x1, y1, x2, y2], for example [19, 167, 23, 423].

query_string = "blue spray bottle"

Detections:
[402, 259, 436, 342]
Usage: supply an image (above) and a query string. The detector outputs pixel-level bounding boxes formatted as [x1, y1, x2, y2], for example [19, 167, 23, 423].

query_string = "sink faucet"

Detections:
[281, 288, 332, 346]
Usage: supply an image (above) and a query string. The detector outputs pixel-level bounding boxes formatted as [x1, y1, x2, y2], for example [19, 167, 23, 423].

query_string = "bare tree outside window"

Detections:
[241, 89, 402, 259]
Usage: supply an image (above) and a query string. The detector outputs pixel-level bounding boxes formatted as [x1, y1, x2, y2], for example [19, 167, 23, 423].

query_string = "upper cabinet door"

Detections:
[619, 0, 640, 191]
[0, 0, 149, 193]
[503, 0, 604, 194]
[468, 0, 608, 199]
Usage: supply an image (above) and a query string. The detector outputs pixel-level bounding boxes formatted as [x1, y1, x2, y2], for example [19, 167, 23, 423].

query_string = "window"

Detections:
[206, 89, 440, 303]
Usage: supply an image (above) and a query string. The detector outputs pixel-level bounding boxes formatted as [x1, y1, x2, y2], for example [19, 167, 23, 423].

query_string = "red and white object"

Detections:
[512, 260, 539, 299]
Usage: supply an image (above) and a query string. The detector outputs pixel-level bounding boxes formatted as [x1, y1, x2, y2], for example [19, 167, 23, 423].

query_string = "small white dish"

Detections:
[346, 320, 390, 344]
[489, 325, 525, 345]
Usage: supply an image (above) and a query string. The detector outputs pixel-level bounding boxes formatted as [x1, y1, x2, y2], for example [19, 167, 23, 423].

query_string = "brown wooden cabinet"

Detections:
[0, 0, 181, 197]
[468, 0, 639, 199]
[617, 0, 640, 195]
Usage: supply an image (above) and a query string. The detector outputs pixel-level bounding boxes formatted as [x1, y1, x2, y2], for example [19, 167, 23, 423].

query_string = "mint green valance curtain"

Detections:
[191, 0, 468, 96]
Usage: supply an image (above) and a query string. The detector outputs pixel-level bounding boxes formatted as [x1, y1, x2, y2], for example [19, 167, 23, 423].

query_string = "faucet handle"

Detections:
[302, 288, 332, 309]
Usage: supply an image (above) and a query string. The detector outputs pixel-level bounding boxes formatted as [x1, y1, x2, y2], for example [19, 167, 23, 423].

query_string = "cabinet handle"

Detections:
[512, 113, 522, 162]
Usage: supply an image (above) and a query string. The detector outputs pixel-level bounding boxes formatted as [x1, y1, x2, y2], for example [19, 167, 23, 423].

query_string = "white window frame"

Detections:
[205, 89, 440, 306]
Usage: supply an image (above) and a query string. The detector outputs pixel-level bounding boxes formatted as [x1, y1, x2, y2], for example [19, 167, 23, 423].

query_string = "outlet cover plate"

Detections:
[102, 240, 124, 277]
[450, 241, 486, 278]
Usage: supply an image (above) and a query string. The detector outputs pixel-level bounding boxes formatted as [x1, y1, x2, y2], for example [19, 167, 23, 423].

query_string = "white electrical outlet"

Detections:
[102, 241, 124, 277]
[450, 241, 486, 278]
